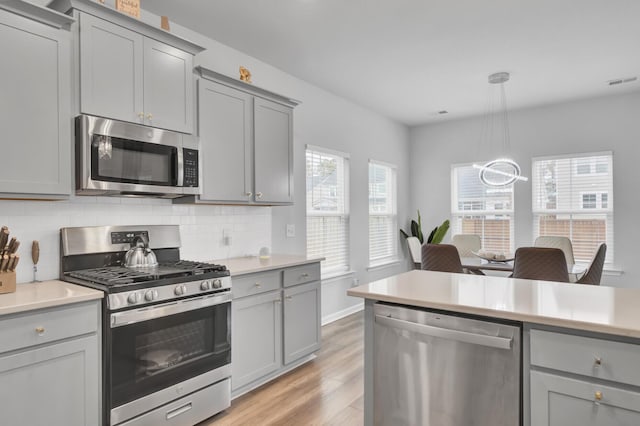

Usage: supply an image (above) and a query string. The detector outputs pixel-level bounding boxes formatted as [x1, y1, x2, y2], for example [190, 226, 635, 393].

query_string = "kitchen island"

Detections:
[348, 270, 640, 426]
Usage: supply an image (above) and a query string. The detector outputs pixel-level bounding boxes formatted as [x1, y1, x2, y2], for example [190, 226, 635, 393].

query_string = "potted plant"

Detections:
[400, 210, 450, 244]
[400, 210, 450, 265]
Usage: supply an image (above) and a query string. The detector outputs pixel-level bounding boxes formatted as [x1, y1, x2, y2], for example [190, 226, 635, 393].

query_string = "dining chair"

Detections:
[534, 236, 575, 265]
[406, 236, 422, 269]
[576, 243, 607, 285]
[451, 234, 482, 258]
[511, 247, 570, 282]
[421, 243, 464, 274]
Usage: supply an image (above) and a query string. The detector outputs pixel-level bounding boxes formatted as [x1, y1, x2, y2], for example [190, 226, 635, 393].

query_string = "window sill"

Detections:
[367, 259, 402, 272]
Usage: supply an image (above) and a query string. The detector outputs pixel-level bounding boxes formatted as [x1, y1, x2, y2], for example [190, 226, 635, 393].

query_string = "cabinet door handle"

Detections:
[245, 192, 253, 197]
[256, 192, 263, 198]
[137, 112, 145, 120]
[35, 327, 45, 334]
[274, 298, 282, 304]
[147, 113, 153, 120]
[594, 356, 602, 367]
[285, 296, 293, 301]
[254, 283, 262, 288]
[301, 273, 309, 278]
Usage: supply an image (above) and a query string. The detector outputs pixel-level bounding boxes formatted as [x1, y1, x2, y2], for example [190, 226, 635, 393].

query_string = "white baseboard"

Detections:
[321, 302, 364, 326]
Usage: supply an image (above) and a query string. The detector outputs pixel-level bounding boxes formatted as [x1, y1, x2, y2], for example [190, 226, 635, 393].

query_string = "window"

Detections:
[451, 163, 514, 253]
[369, 160, 397, 265]
[306, 146, 350, 275]
[532, 152, 613, 264]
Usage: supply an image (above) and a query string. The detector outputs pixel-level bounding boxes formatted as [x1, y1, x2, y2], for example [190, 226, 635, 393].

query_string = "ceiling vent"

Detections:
[438, 110, 449, 115]
[608, 76, 637, 86]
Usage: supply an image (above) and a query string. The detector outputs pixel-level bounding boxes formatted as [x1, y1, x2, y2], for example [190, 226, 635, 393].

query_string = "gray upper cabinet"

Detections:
[198, 79, 253, 203]
[0, 5, 73, 199]
[78, 12, 194, 133]
[254, 98, 294, 204]
[49, 0, 205, 134]
[79, 13, 143, 125]
[182, 67, 299, 205]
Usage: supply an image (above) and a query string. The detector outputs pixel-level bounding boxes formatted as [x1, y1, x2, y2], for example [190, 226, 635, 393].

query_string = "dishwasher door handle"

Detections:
[375, 314, 513, 350]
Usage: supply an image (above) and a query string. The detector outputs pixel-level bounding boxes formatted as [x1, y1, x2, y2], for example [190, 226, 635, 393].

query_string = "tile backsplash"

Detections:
[0, 197, 271, 283]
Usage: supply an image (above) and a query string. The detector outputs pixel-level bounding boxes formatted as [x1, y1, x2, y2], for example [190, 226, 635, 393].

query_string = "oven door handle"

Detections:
[110, 292, 231, 328]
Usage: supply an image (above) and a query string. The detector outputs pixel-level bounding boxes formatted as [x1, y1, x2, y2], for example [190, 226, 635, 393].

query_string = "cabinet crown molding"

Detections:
[0, 0, 75, 29]
[49, 0, 205, 54]
[196, 66, 301, 108]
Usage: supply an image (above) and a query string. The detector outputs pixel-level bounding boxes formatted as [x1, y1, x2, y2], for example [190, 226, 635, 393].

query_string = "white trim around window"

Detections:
[368, 159, 398, 267]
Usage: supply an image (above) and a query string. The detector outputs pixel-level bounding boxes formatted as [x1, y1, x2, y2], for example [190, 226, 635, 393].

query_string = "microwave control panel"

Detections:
[183, 148, 199, 187]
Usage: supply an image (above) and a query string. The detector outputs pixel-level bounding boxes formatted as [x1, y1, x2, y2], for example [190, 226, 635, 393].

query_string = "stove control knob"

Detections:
[144, 290, 159, 302]
[212, 279, 222, 289]
[200, 280, 212, 291]
[127, 293, 140, 304]
[174, 284, 187, 296]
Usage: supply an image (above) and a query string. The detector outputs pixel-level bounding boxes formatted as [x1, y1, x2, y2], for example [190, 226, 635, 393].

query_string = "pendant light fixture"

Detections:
[473, 72, 528, 187]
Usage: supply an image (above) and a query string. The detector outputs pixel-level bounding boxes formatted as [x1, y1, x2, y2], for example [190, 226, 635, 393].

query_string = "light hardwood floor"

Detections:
[200, 311, 364, 426]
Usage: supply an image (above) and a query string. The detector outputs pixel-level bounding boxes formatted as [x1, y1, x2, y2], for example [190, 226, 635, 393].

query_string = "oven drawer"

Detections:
[283, 263, 320, 287]
[530, 329, 640, 388]
[0, 302, 98, 354]
[232, 270, 281, 298]
[118, 378, 230, 426]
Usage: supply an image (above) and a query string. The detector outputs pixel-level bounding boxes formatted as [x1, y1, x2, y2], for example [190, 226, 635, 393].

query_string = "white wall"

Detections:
[410, 90, 640, 287]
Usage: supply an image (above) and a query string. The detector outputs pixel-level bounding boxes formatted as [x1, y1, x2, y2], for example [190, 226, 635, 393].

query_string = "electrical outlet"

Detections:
[222, 228, 232, 246]
[286, 224, 295, 238]
[351, 278, 360, 287]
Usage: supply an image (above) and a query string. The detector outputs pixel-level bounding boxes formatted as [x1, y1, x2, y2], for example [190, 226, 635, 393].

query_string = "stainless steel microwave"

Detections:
[75, 115, 199, 198]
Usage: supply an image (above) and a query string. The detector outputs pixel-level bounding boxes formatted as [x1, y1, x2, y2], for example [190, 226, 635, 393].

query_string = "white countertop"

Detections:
[0, 280, 103, 317]
[348, 270, 640, 338]
[210, 254, 323, 276]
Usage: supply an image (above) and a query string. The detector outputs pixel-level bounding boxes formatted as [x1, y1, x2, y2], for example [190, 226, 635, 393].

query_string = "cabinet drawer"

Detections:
[530, 329, 640, 388]
[283, 263, 320, 287]
[0, 302, 98, 354]
[232, 270, 281, 298]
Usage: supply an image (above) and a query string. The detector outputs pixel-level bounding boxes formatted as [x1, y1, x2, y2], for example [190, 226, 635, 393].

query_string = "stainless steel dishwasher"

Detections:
[373, 303, 521, 426]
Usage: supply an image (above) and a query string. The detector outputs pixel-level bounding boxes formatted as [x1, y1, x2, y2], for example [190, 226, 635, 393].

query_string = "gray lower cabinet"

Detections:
[0, 300, 101, 426]
[78, 11, 194, 133]
[232, 290, 282, 390]
[185, 67, 299, 206]
[231, 263, 321, 395]
[528, 327, 640, 426]
[0, 6, 72, 198]
[530, 371, 640, 426]
[283, 281, 321, 364]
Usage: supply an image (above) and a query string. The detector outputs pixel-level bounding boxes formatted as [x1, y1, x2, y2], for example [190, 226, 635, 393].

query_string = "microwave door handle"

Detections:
[176, 147, 184, 187]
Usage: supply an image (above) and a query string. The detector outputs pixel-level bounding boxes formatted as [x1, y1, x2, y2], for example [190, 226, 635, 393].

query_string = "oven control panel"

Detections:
[109, 276, 232, 311]
[111, 231, 149, 245]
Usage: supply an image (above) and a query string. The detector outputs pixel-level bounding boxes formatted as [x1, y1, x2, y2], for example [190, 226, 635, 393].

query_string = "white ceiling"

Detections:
[142, 0, 640, 126]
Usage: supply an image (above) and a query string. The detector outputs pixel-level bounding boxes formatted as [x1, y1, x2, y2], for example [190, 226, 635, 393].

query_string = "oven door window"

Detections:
[110, 302, 230, 408]
[91, 134, 177, 186]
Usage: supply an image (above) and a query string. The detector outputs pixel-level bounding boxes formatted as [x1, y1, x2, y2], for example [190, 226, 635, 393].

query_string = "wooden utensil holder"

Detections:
[0, 271, 16, 294]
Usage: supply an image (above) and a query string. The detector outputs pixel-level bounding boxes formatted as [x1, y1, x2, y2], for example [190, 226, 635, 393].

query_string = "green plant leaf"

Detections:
[410, 220, 424, 243]
[431, 220, 450, 244]
[426, 227, 437, 244]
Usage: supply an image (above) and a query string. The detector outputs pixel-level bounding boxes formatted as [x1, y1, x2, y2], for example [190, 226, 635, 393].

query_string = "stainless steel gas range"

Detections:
[60, 225, 231, 426]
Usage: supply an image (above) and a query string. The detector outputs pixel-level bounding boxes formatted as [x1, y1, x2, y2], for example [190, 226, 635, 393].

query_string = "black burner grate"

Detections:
[66, 261, 227, 286]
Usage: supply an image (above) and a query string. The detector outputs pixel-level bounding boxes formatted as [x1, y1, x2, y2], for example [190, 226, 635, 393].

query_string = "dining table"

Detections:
[460, 256, 587, 282]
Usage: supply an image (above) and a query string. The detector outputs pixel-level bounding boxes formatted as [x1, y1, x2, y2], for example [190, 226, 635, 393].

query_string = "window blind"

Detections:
[306, 147, 350, 274]
[369, 161, 397, 264]
[451, 163, 514, 253]
[532, 152, 613, 264]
